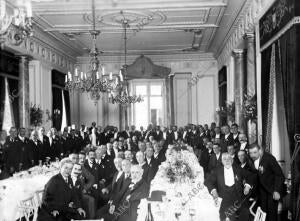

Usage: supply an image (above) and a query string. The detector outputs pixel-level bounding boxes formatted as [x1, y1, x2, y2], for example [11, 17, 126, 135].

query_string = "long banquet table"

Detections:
[0, 165, 59, 221]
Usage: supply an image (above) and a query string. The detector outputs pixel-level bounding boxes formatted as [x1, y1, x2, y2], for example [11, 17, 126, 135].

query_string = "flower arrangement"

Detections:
[30, 104, 44, 127]
[242, 94, 257, 121]
[165, 159, 195, 183]
[216, 101, 235, 122]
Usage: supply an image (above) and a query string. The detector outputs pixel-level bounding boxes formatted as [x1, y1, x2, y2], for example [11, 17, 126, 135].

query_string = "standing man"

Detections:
[249, 144, 285, 221]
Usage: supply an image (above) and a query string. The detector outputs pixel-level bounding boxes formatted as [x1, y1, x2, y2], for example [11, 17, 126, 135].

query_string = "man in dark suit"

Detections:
[59, 130, 71, 157]
[101, 157, 124, 200]
[205, 153, 253, 221]
[38, 127, 51, 160]
[117, 165, 150, 221]
[145, 146, 159, 183]
[37, 158, 86, 221]
[84, 149, 100, 184]
[28, 130, 43, 166]
[78, 151, 96, 218]
[238, 134, 249, 153]
[135, 151, 149, 183]
[200, 141, 214, 178]
[0, 130, 8, 171]
[220, 125, 234, 152]
[50, 128, 63, 160]
[15, 127, 31, 170]
[249, 143, 285, 221]
[4, 127, 19, 174]
[231, 123, 240, 149]
[208, 143, 223, 173]
[96, 159, 132, 220]
[139, 126, 146, 141]
[153, 141, 166, 165]
[129, 125, 141, 140]
[154, 125, 163, 141]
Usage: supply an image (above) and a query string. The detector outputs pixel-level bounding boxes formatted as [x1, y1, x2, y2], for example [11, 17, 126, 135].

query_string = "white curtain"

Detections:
[61, 90, 67, 132]
[2, 77, 15, 132]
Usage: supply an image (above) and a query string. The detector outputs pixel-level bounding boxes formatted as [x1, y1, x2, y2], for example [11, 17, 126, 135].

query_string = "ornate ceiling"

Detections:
[19, 0, 247, 57]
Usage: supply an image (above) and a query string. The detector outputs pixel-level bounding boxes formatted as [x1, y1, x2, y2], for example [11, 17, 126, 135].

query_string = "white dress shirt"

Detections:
[71, 176, 77, 186]
[216, 152, 221, 160]
[174, 131, 178, 140]
[224, 167, 235, 187]
[254, 157, 260, 170]
[163, 132, 167, 140]
[240, 142, 247, 150]
[225, 133, 230, 140]
[116, 171, 123, 182]
[215, 134, 220, 139]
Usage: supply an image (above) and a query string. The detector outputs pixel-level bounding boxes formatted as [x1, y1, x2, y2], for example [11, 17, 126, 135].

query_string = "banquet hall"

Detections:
[0, 0, 300, 221]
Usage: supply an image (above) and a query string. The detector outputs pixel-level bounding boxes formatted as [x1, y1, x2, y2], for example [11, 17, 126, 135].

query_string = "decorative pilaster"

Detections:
[245, 32, 257, 143]
[18, 56, 30, 128]
[233, 49, 246, 132]
[245, 32, 256, 95]
[169, 75, 175, 125]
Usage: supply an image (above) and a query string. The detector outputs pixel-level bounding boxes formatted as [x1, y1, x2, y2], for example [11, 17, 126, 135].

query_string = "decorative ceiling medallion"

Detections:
[83, 10, 166, 27]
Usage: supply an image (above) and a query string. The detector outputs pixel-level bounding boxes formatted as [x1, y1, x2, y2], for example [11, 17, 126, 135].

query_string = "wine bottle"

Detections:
[145, 202, 154, 221]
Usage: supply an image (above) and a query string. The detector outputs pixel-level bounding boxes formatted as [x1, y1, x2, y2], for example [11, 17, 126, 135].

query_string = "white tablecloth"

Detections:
[0, 169, 58, 221]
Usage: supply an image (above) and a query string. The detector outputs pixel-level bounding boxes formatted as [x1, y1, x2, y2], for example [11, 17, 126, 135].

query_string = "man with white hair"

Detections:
[37, 158, 85, 221]
[96, 159, 132, 220]
[117, 165, 149, 221]
[204, 153, 254, 221]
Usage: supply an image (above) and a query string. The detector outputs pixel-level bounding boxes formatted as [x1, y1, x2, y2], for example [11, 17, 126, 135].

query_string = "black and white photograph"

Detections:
[0, 0, 299, 220]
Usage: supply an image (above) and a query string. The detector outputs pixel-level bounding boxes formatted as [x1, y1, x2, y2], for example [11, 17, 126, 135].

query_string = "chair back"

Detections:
[18, 196, 36, 221]
[254, 207, 267, 221]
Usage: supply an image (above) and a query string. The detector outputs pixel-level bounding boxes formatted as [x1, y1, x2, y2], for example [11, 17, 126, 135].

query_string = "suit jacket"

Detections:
[255, 152, 285, 195]
[117, 179, 150, 221]
[28, 139, 44, 165]
[15, 136, 31, 169]
[220, 133, 234, 152]
[97, 154, 115, 185]
[3, 137, 18, 171]
[84, 160, 100, 184]
[153, 150, 166, 166]
[48, 136, 62, 160]
[145, 157, 159, 183]
[40, 135, 51, 158]
[204, 165, 254, 200]
[170, 131, 182, 143]
[81, 166, 96, 192]
[38, 173, 81, 219]
[107, 172, 124, 200]
[154, 130, 163, 141]
[200, 148, 213, 175]
[208, 153, 222, 173]
[96, 132, 107, 145]
[111, 173, 131, 206]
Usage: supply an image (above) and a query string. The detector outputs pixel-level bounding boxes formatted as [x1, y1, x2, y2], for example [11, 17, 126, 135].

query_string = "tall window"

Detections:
[132, 80, 164, 128]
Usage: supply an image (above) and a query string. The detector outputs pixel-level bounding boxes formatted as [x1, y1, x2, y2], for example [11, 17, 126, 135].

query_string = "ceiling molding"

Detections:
[77, 52, 216, 64]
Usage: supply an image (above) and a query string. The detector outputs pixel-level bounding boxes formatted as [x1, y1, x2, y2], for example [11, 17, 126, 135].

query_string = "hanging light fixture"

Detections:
[65, 0, 121, 102]
[0, 0, 33, 46]
[109, 13, 143, 106]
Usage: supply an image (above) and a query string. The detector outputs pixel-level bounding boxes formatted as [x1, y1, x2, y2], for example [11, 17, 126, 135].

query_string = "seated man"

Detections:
[37, 158, 86, 221]
[96, 159, 132, 220]
[117, 165, 150, 221]
[78, 151, 96, 219]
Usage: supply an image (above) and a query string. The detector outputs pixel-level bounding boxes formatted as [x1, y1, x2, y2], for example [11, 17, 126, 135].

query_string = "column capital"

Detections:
[244, 32, 255, 42]
[232, 49, 245, 58]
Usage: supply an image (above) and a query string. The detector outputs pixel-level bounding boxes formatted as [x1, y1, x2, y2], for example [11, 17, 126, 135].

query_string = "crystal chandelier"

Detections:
[0, 0, 33, 46]
[65, 0, 122, 102]
[109, 15, 143, 106]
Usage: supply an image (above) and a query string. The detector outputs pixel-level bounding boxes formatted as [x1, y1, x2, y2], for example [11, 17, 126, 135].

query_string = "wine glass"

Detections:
[189, 208, 196, 220]
[175, 210, 181, 220]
